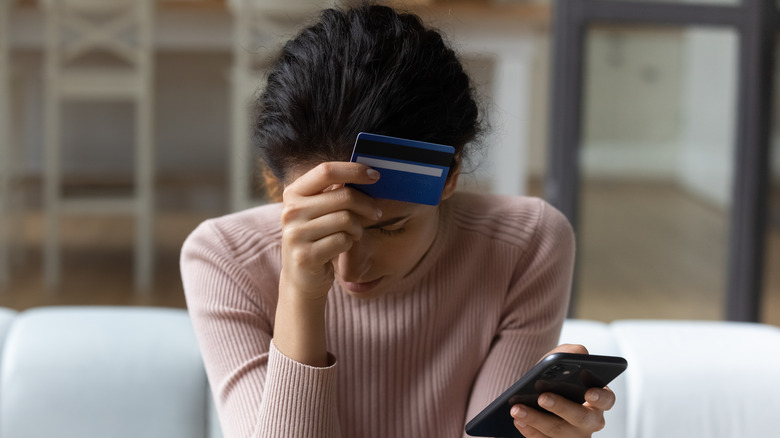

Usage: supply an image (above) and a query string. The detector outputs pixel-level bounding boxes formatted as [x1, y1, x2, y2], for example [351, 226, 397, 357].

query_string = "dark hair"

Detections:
[254, 3, 482, 183]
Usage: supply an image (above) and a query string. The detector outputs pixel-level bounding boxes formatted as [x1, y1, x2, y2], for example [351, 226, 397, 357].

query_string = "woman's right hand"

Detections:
[279, 162, 382, 302]
[274, 162, 381, 366]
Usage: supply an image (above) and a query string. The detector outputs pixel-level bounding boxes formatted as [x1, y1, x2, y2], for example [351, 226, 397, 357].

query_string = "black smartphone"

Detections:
[465, 353, 627, 437]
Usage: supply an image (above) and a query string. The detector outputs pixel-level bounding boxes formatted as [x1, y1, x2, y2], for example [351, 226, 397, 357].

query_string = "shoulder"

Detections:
[181, 203, 284, 265]
[444, 192, 573, 249]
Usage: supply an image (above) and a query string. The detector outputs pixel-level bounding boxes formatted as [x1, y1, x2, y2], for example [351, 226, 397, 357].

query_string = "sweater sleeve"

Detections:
[462, 200, 575, 432]
[180, 219, 341, 438]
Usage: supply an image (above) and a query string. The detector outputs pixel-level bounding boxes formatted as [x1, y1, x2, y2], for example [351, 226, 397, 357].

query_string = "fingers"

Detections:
[283, 184, 382, 227]
[283, 162, 382, 226]
[539, 393, 606, 432]
[511, 404, 557, 438]
[285, 210, 365, 266]
[536, 344, 589, 365]
[549, 343, 589, 356]
[513, 400, 603, 438]
[584, 386, 616, 412]
[511, 386, 615, 437]
[288, 162, 380, 197]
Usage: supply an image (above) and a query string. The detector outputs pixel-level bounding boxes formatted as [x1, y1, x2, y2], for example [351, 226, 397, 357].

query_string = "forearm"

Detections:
[273, 274, 330, 368]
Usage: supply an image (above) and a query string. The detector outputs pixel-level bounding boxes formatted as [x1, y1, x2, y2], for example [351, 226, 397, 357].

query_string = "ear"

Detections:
[261, 164, 284, 202]
[441, 165, 461, 201]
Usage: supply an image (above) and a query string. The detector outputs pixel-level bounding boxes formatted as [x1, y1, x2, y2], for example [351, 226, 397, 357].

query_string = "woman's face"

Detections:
[284, 163, 459, 299]
[332, 197, 440, 299]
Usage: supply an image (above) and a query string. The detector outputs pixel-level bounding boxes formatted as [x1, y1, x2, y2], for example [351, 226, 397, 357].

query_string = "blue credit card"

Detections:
[346, 132, 455, 206]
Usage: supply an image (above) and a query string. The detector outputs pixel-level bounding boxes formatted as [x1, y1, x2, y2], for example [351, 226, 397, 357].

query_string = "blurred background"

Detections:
[0, 0, 777, 325]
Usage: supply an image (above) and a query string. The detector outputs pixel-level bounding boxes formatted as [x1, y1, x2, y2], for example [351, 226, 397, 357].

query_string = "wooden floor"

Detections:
[1, 181, 778, 325]
[575, 181, 779, 325]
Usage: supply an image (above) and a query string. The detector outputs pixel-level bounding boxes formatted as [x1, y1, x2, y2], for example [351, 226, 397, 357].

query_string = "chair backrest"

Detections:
[229, 0, 335, 71]
[42, 0, 154, 77]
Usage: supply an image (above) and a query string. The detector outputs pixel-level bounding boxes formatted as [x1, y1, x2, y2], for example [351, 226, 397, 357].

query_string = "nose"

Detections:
[336, 239, 372, 281]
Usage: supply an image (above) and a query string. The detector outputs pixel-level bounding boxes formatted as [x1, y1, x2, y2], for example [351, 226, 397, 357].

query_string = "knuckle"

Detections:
[332, 187, 352, 203]
[282, 224, 303, 242]
[332, 232, 353, 250]
[540, 421, 567, 436]
[280, 206, 296, 224]
[337, 186, 363, 206]
[579, 410, 602, 431]
[593, 414, 606, 431]
[546, 421, 566, 437]
[281, 184, 294, 200]
[288, 246, 310, 266]
[335, 210, 352, 227]
[316, 162, 336, 179]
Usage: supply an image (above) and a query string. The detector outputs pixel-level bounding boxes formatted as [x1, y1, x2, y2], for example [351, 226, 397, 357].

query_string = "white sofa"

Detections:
[0, 306, 779, 438]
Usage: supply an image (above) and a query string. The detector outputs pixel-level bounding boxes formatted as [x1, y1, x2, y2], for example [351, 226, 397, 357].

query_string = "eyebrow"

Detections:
[365, 215, 411, 229]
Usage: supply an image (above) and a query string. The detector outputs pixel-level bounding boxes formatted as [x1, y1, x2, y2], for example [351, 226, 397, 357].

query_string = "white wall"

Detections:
[582, 28, 684, 181]
[570, 27, 755, 211]
[676, 28, 738, 209]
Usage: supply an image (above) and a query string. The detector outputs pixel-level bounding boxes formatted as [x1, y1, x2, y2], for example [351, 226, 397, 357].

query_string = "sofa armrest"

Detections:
[0, 306, 210, 438]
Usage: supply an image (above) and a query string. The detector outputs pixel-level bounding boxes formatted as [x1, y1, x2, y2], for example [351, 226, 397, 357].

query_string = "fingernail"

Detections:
[511, 406, 527, 418]
[539, 394, 554, 408]
[376, 208, 383, 219]
[588, 391, 600, 402]
[366, 168, 380, 180]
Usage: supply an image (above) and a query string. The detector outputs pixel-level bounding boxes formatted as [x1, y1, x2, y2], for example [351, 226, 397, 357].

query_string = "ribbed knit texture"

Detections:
[181, 192, 575, 438]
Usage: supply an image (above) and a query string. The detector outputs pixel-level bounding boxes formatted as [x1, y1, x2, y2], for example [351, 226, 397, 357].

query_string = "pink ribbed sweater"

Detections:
[181, 192, 574, 438]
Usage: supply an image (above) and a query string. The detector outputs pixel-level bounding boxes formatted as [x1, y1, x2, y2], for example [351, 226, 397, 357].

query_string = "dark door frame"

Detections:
[547, 0, 778, 322]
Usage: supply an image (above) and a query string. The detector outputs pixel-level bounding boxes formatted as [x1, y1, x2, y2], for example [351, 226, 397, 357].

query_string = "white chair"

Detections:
[227, 0, 333, 211]
[41, 0, 155, 291]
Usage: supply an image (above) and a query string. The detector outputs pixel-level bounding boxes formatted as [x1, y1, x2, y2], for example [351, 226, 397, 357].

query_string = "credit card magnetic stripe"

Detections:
[354, 138, 454, 168]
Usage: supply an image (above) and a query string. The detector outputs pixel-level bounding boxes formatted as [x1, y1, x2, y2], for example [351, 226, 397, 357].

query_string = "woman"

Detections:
[181, 4, 615, 438]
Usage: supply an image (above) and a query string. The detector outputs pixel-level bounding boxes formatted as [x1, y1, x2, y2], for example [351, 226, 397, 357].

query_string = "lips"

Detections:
[342, 277, 383, 294]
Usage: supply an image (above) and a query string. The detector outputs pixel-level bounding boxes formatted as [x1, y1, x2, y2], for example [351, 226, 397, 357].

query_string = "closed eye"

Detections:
[366, 215, 410, 237]
[377, 227, 406, 236]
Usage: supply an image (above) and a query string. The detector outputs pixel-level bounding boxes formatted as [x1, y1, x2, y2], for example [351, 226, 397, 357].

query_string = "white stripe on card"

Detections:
[355, 156, 443, 177]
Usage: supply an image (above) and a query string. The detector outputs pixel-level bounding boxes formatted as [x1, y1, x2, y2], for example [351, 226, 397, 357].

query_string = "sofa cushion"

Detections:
[0, 306, 210, 438]
[0, 307, 17, 415]
[0, 307, 15, 353]
[611, 320, 780, 438]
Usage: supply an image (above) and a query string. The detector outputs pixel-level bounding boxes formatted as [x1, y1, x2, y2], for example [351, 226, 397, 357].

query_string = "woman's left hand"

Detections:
[510, 344, 616, 438]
